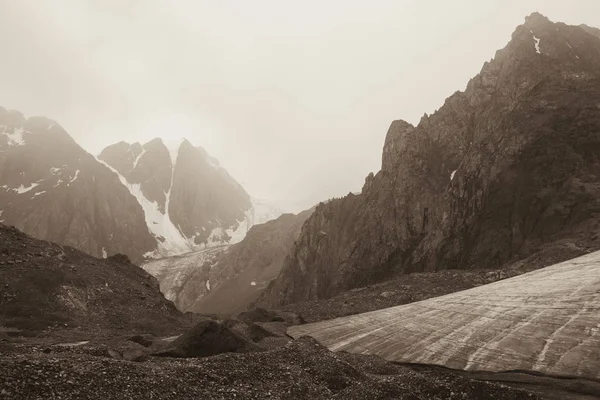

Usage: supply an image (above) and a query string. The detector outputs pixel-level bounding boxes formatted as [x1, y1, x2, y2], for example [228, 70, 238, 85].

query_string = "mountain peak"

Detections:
[580, 24, 600, 39]
[524, 12, 551, 27]
[382, 119, 415, 171]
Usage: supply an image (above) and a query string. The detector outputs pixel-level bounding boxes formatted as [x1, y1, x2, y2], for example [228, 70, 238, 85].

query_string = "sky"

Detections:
[1, 1, 599, 212]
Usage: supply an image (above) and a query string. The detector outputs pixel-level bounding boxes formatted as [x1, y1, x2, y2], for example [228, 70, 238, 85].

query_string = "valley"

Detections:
[1, 10, 600, 400]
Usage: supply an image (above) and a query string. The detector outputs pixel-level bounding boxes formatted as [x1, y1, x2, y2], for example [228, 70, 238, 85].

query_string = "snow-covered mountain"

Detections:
[98, 139, 282, 258]
[0, 107, 157, 261]
[0, 107, 280, 262]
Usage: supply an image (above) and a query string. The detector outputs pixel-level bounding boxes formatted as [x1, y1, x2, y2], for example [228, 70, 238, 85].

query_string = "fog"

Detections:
[1, 0, 598, 212]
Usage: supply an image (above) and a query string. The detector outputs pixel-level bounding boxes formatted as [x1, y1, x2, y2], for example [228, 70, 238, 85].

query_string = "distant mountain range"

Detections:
[0, 108, 281, 262]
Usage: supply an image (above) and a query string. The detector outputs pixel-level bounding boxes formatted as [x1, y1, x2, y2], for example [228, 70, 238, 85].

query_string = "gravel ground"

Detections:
[0, 337, 542, 400]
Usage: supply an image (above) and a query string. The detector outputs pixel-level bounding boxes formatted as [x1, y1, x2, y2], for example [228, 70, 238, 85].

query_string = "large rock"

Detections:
[260, 14, 600, 306]
[288, 249, 600, 380]
[154, 319, 261, 358]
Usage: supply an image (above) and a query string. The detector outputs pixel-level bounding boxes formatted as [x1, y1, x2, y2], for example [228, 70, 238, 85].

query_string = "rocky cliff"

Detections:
[260, 13, 600, 306]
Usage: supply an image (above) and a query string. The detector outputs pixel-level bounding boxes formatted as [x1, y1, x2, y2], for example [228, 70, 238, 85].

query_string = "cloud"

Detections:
[0, 0, 599, 211]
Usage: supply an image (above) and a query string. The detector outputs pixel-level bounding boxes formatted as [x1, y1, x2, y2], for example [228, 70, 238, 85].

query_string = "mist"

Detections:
[1, 0, 599, 212]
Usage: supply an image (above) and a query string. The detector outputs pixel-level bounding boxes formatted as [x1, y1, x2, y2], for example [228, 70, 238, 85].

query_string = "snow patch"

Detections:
[132, 149, 147, 170]
[530, 30, 541, 54]
[102, 247, 107, 258]
[68, 170, 80, 185]
[50, 167, 64, 175]
[97, 157, 196, 257]
[15, 183, 40, 194]
[566, 41, 572, 49]
[250, 281, 256, 286]
[450, 170, 457, 181]
[32, 191, 46, 198]
[206, 280, 211, 291]
[205, 213, 253, 247]
[1, 126, 26, 146]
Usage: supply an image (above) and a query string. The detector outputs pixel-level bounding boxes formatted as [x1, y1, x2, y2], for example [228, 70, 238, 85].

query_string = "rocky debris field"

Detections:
[1, 336, 543, 400]
[2, 307, 595, 399]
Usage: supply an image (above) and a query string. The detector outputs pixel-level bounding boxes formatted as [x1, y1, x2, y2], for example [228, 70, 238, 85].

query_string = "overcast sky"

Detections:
[1, 1, 599, 212]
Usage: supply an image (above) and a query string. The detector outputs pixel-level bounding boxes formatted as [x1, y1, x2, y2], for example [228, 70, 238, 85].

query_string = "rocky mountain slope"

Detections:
[0, 108, 156, 261]
[1, 336, 546, 400]
[187, 208, 315, 316]
[260, 13, 600, 306]
[99, 139, 268, 257]
[289, 249, 600, 380]
[142, 208, 313, 314]
[0, 108, 276, 261]
[0, 223, 183, 336]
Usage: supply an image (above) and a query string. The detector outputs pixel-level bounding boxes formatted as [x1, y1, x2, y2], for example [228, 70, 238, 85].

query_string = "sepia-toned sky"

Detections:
[1, 1, 599, 212]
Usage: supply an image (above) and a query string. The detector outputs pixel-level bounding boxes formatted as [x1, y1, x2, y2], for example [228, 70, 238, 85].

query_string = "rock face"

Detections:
[0, 108, 156, 261]
[142, 208, 314, 314]
[288, 250, 600, 380]
[0, 223, 182, 335]
[261, 14, 600, 306]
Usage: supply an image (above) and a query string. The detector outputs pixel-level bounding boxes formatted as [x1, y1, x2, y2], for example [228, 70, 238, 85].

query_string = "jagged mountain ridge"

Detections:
[260, 14, 600, 306]
[0, 108, 157, 260]
[99, 138, 267, 257]
[0, 108, 278, 261]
